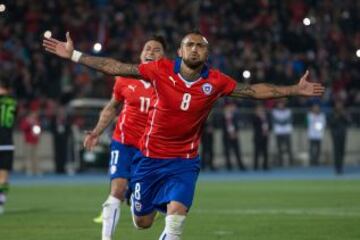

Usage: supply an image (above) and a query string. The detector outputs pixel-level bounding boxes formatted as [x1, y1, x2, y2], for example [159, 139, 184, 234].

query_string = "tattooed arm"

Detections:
[230, 71, 325, 99]
[83, 97, 122, 150]
[79, 54, 141, 77]
[92, 97, 121, 136]
[230, 83, 298, 99]
[43, 32, 142, 78]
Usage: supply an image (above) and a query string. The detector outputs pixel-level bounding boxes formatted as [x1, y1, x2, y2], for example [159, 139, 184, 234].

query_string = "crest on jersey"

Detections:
[110, 165, 117, 175]
[134, 201, 142, 212]
[202, 83, 213, 95]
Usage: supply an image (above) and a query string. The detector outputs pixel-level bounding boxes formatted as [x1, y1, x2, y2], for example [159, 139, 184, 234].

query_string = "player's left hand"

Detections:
[295, 70, 325, 97]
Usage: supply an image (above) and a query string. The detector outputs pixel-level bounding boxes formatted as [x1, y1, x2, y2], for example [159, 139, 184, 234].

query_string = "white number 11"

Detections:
[139, 97, 150, 113]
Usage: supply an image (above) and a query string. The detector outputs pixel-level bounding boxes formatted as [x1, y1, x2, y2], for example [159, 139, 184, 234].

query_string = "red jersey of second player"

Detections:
[112, 77, 153, 149]
[138, 58, 237, 159]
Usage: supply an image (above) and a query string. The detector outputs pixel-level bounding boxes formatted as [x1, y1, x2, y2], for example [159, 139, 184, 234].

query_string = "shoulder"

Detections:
[114, 76, 138, 86]
[209, 69, 235, 83]
[152, 58, 174, 70]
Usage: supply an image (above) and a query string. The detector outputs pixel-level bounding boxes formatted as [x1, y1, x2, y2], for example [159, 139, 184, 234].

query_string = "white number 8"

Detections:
[180, 93, 192, 111]
[134, 183, 141, 200]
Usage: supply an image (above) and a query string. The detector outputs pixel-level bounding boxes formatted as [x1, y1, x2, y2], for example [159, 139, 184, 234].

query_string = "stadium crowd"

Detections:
[1, 0, 359, 107]
[0, 0, 359, 172]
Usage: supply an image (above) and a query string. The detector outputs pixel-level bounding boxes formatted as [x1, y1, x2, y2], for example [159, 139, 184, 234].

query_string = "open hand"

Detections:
[296, 70, 325, 97]
[43, 32, 74, 59]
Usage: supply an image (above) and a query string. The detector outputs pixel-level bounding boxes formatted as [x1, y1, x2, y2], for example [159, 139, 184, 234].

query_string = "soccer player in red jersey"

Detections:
[83, 36, 166, 240]
[43, 31, 324, 240]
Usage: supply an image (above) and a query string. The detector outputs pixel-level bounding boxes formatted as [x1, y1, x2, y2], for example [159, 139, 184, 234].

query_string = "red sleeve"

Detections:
[138, 59, 164, 83]
[112, 77, 125, 102]
[219, 72, 237, 96]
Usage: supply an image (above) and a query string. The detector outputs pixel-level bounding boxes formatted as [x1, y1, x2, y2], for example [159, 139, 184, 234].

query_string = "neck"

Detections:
[179, 61, 202, 82]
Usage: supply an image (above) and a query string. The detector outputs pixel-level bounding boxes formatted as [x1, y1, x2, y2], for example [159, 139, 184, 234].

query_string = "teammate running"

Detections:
[83, 36, 166, 240]
[43, 31, 325, 240]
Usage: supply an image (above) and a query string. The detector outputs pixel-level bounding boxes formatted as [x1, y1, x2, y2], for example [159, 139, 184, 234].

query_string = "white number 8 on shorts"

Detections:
[134, 182, 141, 200]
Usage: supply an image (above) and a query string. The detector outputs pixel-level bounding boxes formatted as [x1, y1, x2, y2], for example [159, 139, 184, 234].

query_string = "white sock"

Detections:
[158, 215, 186, 240]
[102, 195, 121, 240]
[0, 193, 6, 204]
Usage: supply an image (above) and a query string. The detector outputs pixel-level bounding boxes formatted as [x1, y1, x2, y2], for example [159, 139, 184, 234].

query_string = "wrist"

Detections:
[86, 130, 100, 137]
[290, 85, 299, 96]
[71, 50, 82, 62]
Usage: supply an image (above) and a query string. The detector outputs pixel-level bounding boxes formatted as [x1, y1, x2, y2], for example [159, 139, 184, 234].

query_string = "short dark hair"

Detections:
[181, 29, 209, 47]
[148, 35, 167, 51]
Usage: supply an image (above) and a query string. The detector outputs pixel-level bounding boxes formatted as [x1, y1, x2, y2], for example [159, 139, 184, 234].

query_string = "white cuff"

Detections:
[71, 50, 83, 62]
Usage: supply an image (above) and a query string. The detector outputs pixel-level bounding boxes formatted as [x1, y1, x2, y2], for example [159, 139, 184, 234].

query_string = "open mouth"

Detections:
[144, 57, 154, 62]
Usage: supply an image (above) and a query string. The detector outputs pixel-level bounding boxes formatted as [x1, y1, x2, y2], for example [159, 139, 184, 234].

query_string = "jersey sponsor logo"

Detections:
[128, 85, 137, 92]
[168, 76, 176, 86]
[202, 83, 213, 95]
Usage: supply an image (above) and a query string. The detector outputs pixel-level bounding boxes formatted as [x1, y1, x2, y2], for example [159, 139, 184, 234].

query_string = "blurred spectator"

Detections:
[221, 102, 246, 171]
[272, 100, 294, 166]
[201, 113, 216, 171]
[0, 0, 359, 171]
[307, 103, 326, 166]
[0, 0, 358, 111]
[50, 104, 71, 174]
[329, 101, 351, 174]
[20, 107, 42, 176]
[252, 104, 271, 171]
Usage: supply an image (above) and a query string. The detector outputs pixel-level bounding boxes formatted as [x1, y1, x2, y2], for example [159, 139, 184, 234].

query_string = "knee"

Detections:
[133, 216, 153, 229]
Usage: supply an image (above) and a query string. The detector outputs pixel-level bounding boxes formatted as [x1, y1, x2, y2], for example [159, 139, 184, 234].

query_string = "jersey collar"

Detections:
[174, 57, 209, 79]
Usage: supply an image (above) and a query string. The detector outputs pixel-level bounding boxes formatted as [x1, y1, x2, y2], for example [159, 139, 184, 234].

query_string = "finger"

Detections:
[47, 37, 62, 44]
[314, 86, 325, 91]
[43, 40, 58, 48]
[43, 38, 60, 45]
[43, 42, 56, 50]
[43, 43, 57, 51]
[66, 32, 72, 43]
[314, 89, 325, 95]
[301, 70, 310, 81]
[44, 47, 58, 54]
[83, 137, 89, 147]
[304, 70, 309, 78]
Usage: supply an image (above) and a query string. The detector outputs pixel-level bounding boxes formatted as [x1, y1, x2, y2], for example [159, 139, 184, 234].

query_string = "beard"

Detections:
[183, 57, 205, 69]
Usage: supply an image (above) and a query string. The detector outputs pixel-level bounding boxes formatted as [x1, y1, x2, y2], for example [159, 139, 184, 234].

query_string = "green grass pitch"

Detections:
[1, 180, 360, 240]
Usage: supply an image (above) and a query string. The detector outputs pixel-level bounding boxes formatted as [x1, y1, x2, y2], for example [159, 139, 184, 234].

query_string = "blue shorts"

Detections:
[130, 151, 200, 216]
[108, 140, 138, 180]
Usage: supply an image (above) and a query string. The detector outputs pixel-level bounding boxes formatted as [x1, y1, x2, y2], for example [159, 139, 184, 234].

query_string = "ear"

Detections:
[177, 48, 182, 57]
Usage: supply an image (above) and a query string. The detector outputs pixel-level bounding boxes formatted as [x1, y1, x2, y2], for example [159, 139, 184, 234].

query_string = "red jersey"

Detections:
[138, 58, 237, 159]
[112, 77, 153, 149]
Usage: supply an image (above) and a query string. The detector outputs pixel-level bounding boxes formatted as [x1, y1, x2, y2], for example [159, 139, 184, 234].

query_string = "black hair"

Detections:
[181, 29, 209, 46]
[148, 35, 167, 51]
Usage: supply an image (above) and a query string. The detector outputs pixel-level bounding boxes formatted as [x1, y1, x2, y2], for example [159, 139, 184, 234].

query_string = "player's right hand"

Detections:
[43, 32, 74, 59]
[83, 131, 99, 151]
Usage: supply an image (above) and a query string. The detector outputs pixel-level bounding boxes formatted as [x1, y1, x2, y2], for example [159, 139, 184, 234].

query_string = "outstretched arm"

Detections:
[43, 32, 141, 77]
[83, 97, 121, 150]
[230, 71, 325, 99]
